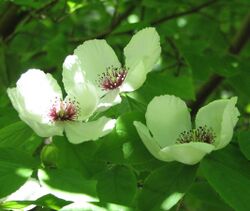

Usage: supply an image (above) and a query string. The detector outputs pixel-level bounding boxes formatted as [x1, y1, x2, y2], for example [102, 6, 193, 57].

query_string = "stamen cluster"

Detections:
[176, 125, 215, 144]
[97, 66, 128, 91]
[49, 97, 79, 122]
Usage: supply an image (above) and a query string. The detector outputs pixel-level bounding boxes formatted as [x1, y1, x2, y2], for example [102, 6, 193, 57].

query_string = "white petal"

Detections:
[218, 97, 240, 149]
[120, 61, 146, 92]
[96, 89, 122, 112]
[64, 117, 116, 144]
[145, 95, 191, 148]
[63, 55, 99, 120]
[124, 27, 161, 73]
[160, 142, 215, 165]
[195, 97, 239, 150]
[7, 88, 28, 118]
[133, 121, 171, 161]
[7, 70, 64, 137]
[74, 39, 121, 85]
[62, 55, 86, 90]
[19, 114, 63, 137]
[15, 69, 62, 123]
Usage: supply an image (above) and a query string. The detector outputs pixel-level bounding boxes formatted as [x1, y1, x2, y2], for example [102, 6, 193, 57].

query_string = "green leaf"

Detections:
[0, 148, 38, 198]
[52, 136, 106, 178]
[95, 130, 125, 164]
[35, 194, 71, 210]
[201, 145, 250, 211]
[0, 121, 42, 154]
[178, 44, 212, 80]
[227, 61, 250, 102]
[96, 165, 137, 206]
[0, 201, 31, 210]
[96, 112, 163, 171]
[238, 131, 250, 160]
[138, 163, 197, 210]
[188, 181, 233, 210]
[0, 105, 19, 127]
[116, 111, 164, 171]
[38, 168, 97, 203]
[1, 194, 71, 210]
[128, 71, 195, 105]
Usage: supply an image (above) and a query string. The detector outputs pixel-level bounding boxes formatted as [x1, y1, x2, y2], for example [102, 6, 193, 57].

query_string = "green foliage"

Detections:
[238, 131, 250, 160]
[138, 163, 197, 210]
[38, 168, 97, 202]
[96, 165, 137, 205]
[0, 148, 38, 198]
[187, 181, 233, 210]
[128, 71, 195, 105]
[0, 121, 42, 154]
[0, 194, 71, 210]
[0, 0, 250, 210]
[201, 146, 250, 211]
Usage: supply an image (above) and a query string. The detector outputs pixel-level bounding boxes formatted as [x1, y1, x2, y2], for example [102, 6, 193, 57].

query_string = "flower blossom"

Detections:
[134, 95, 240, 165]
[63, 27, 161, 111]
[7, 69, 116, 144]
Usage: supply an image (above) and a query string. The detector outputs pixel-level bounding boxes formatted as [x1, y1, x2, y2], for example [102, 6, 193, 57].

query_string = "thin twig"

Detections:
[26, 0, 59, 22]
[70, 2, 138, 43]
[0, 3, 28, 40]
[4, 0, 59, 42]
[151, 0, 218, 25]
[112, 0, 218, 37]
[165, 37, 185, 76]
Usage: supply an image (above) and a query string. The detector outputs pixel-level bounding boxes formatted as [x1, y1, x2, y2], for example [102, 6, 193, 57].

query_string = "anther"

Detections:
[176, 125, 215, 144]
[48, 98, 79, 122]
[97, 66, 128, 91]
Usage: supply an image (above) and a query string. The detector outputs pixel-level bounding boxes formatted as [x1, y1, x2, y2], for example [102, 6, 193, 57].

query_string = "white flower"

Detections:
[63, 27, 161, 111]
[134, 95, 240, 165]
[7, 69, 116, 144]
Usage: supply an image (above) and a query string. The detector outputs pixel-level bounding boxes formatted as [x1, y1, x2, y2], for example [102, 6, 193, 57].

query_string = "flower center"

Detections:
[49, 97, 79, 122]
[176, 125, 215, 144]
[97, 66, 128, 91]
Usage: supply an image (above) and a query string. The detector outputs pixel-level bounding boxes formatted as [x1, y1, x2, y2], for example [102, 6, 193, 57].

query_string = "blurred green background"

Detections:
[1, 0, 250, 120]
[0, 0, 250, 210]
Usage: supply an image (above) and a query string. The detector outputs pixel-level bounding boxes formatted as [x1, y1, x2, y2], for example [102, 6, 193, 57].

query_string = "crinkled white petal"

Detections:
[195, 97, 239, 150]
[217, 97, 239, 149]
[96, 89, 121, 112]
[124, 27, 161, 73]
[74, 39, 121, 88]
[19, 114, 63, 137]
[63, 55, 99, 120]
[160, 142, 215, 165]
[62, 55, 86, 90]
[133, 121, 170, 161]
[146, 95, 192, 148]
[134, 121, 215, 165]
[120, 61, 146, 92]
[7, 87, 28, 118]
[15, 69, 62, 123]
[7, 70, 64, 137]
[64, 117, 116, 144]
